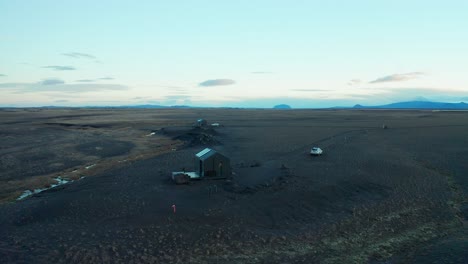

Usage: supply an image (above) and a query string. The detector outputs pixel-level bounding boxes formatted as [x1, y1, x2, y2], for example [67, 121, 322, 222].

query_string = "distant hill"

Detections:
[273, 104, 292, 109]
[6, 101, 468, 110]
[128, 105, 192, 109]
[37, 104, 193, 109]
[351, 101, 468, 110]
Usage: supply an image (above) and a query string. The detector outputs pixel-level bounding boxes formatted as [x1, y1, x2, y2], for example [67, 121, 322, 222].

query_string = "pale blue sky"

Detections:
[1, 0, 467, 107]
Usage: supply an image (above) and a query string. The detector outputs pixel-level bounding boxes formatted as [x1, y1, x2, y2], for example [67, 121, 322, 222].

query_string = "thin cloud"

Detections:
[387, 87, 468, 103]
[133, 96, 150, 100]
[291, 89, 331, 92]
[199, 79, 236, 87]
[0, 74, 6, 77]
[43, 65, 76, 71]
[251, 71, 273, 74]
[54, 100, 69, 103]
[62, 52, 96, 59]
[0, 81, 128, 93]
[0, 82, 31, 88]
[347, 79, 362, 86]
[156, 85, 188, 94]
[370, 72, 425, 84]
[165, 95, 192, 100]
[163, 95, 193, 106]
[75, 77, 114, 82]
[40, 78, 65, 85]
[157, 85, 186, 89]
[31, 84, 128, 93]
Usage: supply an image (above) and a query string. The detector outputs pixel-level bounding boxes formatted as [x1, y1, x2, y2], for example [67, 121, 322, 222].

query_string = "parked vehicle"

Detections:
[310, 147, 323, 156]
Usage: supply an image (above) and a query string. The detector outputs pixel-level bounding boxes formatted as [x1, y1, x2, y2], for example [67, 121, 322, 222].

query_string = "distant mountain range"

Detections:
[35, 104, 192, 109]
[350, 101, 468, 110]
[3, 101, 468, 110]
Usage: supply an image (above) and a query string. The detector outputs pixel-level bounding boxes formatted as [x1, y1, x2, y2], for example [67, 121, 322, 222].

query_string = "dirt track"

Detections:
[0, 108, 467, 263]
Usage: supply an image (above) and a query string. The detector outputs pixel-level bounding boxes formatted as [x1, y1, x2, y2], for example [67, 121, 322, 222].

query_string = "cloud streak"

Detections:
[0, 74, 6, 77]
[370, 72, 425, 84]
[0, 81, 128, 93]
[157, 85, 186, 89]
[74, 77, 115, 83]
[164, 95, 192, 100]
[291, 89, 331, 92]
[40, 78, 65, 85]
[62, 52, 96, 59]
[199, 79, 236, 87]
[43, 65, 76, 71]
[347, 79, 362, 86]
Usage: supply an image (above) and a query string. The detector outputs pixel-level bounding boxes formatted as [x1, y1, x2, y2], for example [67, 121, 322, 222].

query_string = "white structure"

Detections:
[310, 147, 323, 156]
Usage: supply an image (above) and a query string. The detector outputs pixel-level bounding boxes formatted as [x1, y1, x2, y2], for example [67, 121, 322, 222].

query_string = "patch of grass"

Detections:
[0, 137, 183, 204]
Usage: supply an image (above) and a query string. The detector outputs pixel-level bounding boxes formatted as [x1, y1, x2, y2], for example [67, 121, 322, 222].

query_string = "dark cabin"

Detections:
[195, 148, 231, 179]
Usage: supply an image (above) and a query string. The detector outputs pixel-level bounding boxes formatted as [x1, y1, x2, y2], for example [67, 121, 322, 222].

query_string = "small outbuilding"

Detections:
[195, 148, 231, 179]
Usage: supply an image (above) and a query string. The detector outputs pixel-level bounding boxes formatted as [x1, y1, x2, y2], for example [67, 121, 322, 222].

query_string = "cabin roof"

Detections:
[196, 148, 212, 157]
[195, 148, 222, 161]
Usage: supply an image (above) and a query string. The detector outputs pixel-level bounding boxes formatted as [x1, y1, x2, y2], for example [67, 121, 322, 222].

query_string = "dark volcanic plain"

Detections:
[0, 108, 467, 263]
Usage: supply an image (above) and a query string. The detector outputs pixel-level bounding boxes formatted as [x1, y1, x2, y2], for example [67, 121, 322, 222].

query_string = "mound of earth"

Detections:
[172, 127, 221, 147]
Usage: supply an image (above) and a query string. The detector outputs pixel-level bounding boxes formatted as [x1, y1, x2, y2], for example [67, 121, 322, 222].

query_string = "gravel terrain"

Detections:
[0, 108, 467, 263]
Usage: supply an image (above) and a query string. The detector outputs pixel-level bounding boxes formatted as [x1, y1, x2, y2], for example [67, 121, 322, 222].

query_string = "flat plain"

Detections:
[0, 108, 467, 263]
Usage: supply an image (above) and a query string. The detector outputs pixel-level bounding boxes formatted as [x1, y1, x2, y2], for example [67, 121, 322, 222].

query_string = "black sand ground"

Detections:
[0, 109, 467, 263]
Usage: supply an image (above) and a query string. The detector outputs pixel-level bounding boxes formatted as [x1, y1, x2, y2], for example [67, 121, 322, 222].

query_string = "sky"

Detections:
[1, 0, 467, 108]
